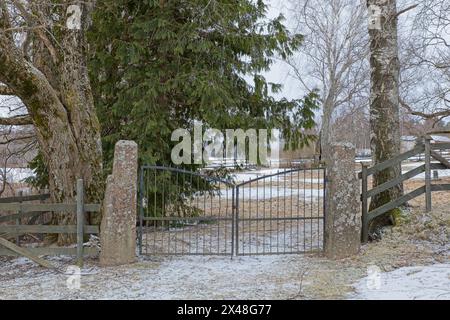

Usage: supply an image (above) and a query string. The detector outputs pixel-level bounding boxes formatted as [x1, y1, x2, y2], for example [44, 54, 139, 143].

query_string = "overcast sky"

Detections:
[263, 0, 304, 101]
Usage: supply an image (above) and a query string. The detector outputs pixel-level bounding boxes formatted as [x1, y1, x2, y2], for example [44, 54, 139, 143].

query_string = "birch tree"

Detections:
[367, 0, 404, 230]
[0, 1, 103, 244]
[288, 0, 369, 160]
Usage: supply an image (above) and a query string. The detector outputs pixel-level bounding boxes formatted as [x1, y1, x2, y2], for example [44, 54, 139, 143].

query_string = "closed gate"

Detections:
[138, 166, 326, 256]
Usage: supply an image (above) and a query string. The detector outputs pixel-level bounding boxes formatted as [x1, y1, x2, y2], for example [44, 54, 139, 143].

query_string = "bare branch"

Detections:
[0, 84, 15, 96]
[0, 115, 33, 126]
[400, 98, 450, 119]
[0, 0, 13, 43]
[0, 134, 35, 145]
[10, 0, 59, 64]
[396, 4, 418, 18]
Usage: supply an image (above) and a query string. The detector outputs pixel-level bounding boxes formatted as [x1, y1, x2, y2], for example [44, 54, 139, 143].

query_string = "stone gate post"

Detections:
[100, 140, 138, 266]
[324, 142, 361, 259]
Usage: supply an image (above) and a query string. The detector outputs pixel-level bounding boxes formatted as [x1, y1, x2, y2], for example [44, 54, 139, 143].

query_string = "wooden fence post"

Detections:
[361, 163, 369, 243]
[76, 179, 84, 267]
[424, 138, 432, 212]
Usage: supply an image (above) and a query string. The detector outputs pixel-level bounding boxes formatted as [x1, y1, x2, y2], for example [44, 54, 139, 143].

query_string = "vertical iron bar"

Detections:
[189, 172, 194, 254]
[262, 175, 266, 254]
[248, 182, 251, 254]
[153, 169, 156, 255]
[256, 178, 258, 254]
[310, 167, 313, 251]
[269, 174, 273, 254]
[297, 169, 301, 252]
[138, 167, 144, 255]
[303, 168, 306, 252]
[210, 179, 213, 254]
[163, 170, 167, 254]
[425, 138, 432, 212]
[218, 182, 221, 254]
[196, 175, 200, 254]
[361, 163, 369, 243]
[316, 168, 319, 249]
[277, 170, 280, 254]
[283, 170, 286, 253]
[16, 191, 23, 246]
[182, 171, 185, 254]
[175, 170, 179, 254]
[203, 177, 206, 254]
[231, 186, 235, 257]
[290, 170, 293, 252]
[235, 186, 240, 256]
[322, 168, 327, 251]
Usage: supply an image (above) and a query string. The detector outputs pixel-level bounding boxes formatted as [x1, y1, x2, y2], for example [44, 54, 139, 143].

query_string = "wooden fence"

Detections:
[360, 139, 450, 242]
[0, 179, 101, 267]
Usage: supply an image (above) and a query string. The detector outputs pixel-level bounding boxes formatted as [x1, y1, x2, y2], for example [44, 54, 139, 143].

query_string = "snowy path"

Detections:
[350, 264, 450, 300]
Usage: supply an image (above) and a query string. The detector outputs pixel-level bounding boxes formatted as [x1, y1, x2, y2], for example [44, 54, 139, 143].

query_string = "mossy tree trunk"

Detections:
[367, 0, 403, 234]
[0, 1, 103, 245]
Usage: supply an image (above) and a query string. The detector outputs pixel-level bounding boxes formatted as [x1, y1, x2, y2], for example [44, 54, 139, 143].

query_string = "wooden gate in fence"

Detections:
[360, 138, 450, 242]
[0, 179, 101, 267]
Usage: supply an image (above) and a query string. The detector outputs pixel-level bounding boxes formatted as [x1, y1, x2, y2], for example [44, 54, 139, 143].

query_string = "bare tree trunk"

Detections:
[320, 94, 335, 162]
[0, 1, 103, 245]
[367, 0, 403, 233]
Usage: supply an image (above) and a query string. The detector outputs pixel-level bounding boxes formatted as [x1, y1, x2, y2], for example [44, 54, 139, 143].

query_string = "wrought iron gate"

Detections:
[138, 166, 326, 256]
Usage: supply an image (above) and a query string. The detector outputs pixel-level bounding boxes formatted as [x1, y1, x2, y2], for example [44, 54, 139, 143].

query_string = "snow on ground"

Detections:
[350, 264, 450, 300]
[0, 254, 312, 300]
[2, 168, 34, 183]
[1, 250, 447, 300]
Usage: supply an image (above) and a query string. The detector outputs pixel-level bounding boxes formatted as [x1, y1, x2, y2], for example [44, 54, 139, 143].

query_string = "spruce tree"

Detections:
[88, 0, 319, 169]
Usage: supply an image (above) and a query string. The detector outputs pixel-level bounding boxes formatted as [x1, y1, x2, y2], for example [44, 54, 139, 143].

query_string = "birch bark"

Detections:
[367, 0, 403, 232]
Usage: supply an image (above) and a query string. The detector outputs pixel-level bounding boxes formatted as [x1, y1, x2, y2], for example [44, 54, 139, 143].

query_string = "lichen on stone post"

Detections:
[100, 140, 138, 266]
[324, 142, 361, 259]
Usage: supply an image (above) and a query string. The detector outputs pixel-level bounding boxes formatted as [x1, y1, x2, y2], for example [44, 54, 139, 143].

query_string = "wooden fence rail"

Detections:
[360, 139, 450, 242]
[0, 179, 101, 267]
[0, 193, 50, 203]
